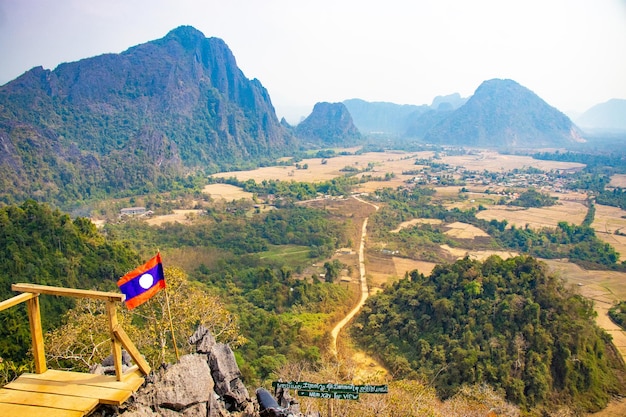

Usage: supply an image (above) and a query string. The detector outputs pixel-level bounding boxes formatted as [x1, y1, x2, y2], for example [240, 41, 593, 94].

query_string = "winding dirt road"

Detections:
[330, 196, 378, 356]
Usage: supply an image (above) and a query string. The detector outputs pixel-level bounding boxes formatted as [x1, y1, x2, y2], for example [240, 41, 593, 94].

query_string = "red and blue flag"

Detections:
[117, 253, 165, 309]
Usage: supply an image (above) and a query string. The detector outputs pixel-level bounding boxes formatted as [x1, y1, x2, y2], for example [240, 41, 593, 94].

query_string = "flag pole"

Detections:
[158, 250, 179, 362]
[164, 286, 180, 362]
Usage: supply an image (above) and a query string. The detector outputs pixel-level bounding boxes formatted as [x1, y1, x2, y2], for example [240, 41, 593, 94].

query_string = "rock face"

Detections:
[424, 79, 585, 148]
[295, 102, 361, 146]
[0, 25, 294, 205]
[112, 326, 252, 416]
[109, 326, 309, 417]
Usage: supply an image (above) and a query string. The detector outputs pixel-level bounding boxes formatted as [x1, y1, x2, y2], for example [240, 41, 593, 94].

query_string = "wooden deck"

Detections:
[0, 368, 144, 416]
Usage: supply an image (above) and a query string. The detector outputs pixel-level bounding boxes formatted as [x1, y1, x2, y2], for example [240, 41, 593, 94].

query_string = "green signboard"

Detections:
[272, 381, 388, 398]
[297, 390, 359, 400]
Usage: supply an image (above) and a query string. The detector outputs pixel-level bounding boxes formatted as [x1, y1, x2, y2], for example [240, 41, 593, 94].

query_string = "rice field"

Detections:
[592, 204, 626, 261]
[475, 199, 587, 229]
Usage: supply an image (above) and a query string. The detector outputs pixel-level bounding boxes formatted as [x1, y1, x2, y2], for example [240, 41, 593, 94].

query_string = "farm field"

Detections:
[390, 218, 442, 233]
[144, 209, 203, 226]
[202, 183, 254, 200]
[475, 199, 588, 229]
[211, 150, 585, 187]
[212, 151, 433, 183]
[438, 151, 586, 172]
[444, 221, 490, 238]
[609, 174, 626, 188]
[592, 204, 626, 262]
[439, 244, 518, 261]
[544, 259, 626, 358]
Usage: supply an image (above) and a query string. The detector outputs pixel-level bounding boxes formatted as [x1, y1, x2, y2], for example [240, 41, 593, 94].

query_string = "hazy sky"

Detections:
[1, 0, 625, 123]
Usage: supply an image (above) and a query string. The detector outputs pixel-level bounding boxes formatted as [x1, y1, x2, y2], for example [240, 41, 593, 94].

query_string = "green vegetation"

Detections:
[0, 199, 353, 384]
[609, 301, 626, 329]
[0, 201, 139, 362]
[352, 255, 626, 413]
[100, 202, 354, 382]
[509, 189, 557, 208]
[370, 186, 624, 271]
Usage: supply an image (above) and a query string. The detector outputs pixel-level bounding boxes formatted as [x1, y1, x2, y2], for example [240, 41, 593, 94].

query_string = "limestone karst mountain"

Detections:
[0, 26, 294, 204]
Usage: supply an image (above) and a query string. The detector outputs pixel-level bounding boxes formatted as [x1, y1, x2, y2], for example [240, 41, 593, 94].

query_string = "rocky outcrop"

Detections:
[110, 326, 254, 417]
[102, 326, 308, 417]
[295, 102, 361, 146]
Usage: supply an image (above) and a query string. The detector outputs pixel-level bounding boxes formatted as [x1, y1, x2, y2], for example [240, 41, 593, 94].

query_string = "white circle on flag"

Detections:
[139, 273, 154, 289]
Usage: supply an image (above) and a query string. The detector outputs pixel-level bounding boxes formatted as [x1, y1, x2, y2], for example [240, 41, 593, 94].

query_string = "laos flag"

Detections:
[117, 253, 165, 309]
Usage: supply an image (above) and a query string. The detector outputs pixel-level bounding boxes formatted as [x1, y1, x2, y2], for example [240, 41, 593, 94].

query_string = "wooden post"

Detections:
[112, 324, 151, 376]
[106, 300, 124, 381]
[26, 295, 47, 374]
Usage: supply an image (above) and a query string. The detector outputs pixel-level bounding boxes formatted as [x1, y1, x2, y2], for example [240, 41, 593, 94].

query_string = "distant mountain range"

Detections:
[574, 99, 626, 132]
[343, 93, 467, 136]
[346, 80, 586, 148]
[0, 25, 621, 206]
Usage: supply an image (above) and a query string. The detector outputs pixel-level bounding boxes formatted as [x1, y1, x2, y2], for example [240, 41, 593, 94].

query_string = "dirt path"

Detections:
[330, 197, 378, 356]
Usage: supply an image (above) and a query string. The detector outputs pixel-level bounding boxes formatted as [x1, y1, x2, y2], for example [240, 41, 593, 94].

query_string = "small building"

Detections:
[120, 207, 147, 216]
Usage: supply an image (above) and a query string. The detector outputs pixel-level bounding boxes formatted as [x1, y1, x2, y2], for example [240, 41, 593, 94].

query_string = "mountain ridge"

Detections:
[423, 79, 585, 147]
[0, 26, 294, 205]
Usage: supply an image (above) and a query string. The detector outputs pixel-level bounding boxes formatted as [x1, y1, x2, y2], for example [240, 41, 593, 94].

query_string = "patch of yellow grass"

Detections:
[439, 151, 585, 172]
[390, 218, 442, 233]
[211, 151, 434, 185]
[202, 183, 254, 200]
[609, 174, 626, 188]
[592, 204, 626, 261]
[392, 257, 438, 277]
[439, 244, 518, 261]
[476, 200, 587, 229]
[145, 209, 203, 226]
[444, 221, 490, 238]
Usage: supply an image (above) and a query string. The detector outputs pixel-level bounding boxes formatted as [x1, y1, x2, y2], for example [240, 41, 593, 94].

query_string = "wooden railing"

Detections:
[0, 283, 151, 381]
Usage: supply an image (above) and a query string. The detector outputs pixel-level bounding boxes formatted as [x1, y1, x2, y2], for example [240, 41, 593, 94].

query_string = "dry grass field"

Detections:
[439, 151, 586, 172]
[444, 221, 490, 238]
[544, 259, 626, 358]
[144, 209, 203, 226]
[390, 218, 442, 233]
[202, 183, 254, 200]
[439, 244, 519, 262]
[609, 174, 626, 188]
[209, 150, 586, 201]
[475, 199, 587, 229]
[212, 151, 433, 184]
[592, 204, 626, 261]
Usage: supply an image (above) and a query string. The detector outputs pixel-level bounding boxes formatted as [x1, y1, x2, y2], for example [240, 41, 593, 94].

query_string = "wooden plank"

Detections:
[0, 292, 37, 312]
[5, 376, 132, 405]
[106, 301, 124, 381]
[27, 296, 47, 374]
[113, 324, 152, 376]
[26, 369, 144, 392]
[0, 402, 84, 417]
[0, 388, 97, 413]
[12, 283, 124, 302]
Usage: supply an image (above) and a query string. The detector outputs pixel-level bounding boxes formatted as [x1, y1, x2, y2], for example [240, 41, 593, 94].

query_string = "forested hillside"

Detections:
[352, 255, 626, 413]
[0, 199, 354, 384]
[0, 26, 294, 206]
[0, 200, 139, 360]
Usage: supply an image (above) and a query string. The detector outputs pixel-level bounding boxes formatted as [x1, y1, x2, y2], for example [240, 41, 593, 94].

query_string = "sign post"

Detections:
[272, 381, 388, 417]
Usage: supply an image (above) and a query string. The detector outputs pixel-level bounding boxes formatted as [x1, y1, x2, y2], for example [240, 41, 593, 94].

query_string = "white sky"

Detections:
[1, 0, 625, 123]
